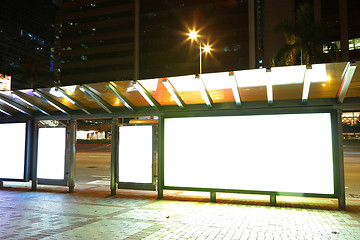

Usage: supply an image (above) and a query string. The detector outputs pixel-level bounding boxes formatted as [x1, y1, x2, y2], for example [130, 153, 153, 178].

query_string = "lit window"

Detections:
[355, 38, 360, 49]
[349, 39, 355, 50]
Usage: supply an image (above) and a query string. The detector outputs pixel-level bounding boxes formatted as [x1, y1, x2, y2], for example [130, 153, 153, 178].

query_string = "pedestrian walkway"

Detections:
[1, 183, 360, 240]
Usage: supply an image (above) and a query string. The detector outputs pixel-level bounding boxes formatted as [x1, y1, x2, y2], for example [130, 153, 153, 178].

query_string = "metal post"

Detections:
[110, 118, 119, 196]
[210, 191, 216, 203]
[27, 120, 39, 191]
[0, 180, 3, 189]
[270, 194, 277, 206]
[336, 110, 346, 210]
[199, 40, 202, 74]
[157, 116, 164, 199]
[68, 120, 76, 193]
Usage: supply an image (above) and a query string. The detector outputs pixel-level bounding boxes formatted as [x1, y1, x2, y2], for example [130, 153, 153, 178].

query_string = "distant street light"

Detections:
[187, 30, 211, 74]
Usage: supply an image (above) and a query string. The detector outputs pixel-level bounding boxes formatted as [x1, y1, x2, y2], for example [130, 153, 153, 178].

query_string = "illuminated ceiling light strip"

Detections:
[266, 68, 273, 105]
[0, 93, 33, 115]
[34, 89, 71, 115]
[80, 85, 113, 114]
[56, 87, 91, 114]
[197, 75, 213, 108]
[106, 82, 135, 111]
[230, 72, 241, 106]
[133, 80, 160, 110]
[12, 91, 51, 116]
[301, 66, 311, 103]
[162, 78, 185, 108]
[337, 62, 357, 103]
[0, 105, 12, 116]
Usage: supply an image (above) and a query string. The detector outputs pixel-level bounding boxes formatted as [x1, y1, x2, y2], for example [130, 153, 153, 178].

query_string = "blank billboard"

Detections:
[118, 125, 153, 183]
[37, 128, 66, 179]
[0, 123, 26, 179]
[164, 113, 334, 194]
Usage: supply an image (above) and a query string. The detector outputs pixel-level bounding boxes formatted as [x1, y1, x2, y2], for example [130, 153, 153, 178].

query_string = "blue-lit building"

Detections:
[0, 0, 58, 89]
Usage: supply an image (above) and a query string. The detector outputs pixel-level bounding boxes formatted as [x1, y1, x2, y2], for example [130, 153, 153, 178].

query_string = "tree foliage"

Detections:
[272, 3, 338, 66]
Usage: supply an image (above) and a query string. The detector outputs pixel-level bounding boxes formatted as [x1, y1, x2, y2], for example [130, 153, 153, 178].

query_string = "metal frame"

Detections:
[0, 121, 28, 182]
[0, 93, 34, 116]
[56, 87, 91, 114]
[34, 89, 72, 115]
[13, 91, 51, 116]
[162, 78, 186, 108]
[107, 82, 136, 111]
[337, 62, 357, 103]
[158, 109, 343, 207]
[133, 80, 160, 110]
[197, 74, 213, 108]
[117, 123, 156, 191]
[80, 85, 113, 114]
[36, 126, 68, 187]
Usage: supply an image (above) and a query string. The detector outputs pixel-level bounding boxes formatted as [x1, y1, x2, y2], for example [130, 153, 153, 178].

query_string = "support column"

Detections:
[0, 180, 3, 189]
[68, 120, 76, 193]
[270, 194, 277, 206]
[27, 120, 39, 191]
[336, 110, 346, 210]
[110, 118, 119, 196]
[157, 116, 164, 199]
[210, 192, 216, 203]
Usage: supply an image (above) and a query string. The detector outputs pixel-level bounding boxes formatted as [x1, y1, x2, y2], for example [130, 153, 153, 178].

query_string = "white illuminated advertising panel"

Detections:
[37, 128, 66, 179]
[118, 125, 153, 183]
[0, 123, 26, 179]
[164, 113, 334, 194]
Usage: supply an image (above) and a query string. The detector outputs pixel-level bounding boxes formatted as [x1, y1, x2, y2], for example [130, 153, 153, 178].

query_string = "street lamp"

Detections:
[188, 30, 211, 74]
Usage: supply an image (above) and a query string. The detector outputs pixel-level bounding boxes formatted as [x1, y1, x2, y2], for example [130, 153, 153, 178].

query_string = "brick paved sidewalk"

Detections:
[0, 184, 360, 240]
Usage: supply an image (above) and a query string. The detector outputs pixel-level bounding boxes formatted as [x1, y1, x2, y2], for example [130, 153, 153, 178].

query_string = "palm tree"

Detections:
[272, 3, 338, 66]
[8, 54, 57, 89]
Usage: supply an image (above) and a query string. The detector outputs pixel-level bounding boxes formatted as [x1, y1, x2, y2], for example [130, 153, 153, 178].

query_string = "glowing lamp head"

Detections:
[188, 30, 198, 40]
[203, 44, 211, 53]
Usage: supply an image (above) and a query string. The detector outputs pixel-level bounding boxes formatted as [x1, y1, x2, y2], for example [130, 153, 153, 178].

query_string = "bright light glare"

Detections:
[118, 125, 153, 183]
[188, 30, 198, 40]
[164, 113, 334, 194]
[0, 123, 26, 179]
[37, 128, 66, 179]
[203, 44, 211, 53]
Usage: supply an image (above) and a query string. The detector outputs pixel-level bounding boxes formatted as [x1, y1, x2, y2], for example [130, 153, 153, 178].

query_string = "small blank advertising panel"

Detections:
[37, 128, 66, 179]
[0, 123, 26, 179]
[118, 125, 153, 183]
[164, 113, 334, 194]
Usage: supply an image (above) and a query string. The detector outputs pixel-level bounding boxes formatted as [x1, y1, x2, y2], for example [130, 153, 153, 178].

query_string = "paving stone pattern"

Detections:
[0, 184, 360, 240]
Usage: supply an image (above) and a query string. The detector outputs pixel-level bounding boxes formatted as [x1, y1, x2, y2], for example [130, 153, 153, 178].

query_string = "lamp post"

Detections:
[188, 30, 211, 74]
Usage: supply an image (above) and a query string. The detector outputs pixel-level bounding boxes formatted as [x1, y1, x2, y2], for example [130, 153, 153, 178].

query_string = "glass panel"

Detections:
[37, 128, 66, 179]
[0, 91, 38, 112]
[346, 60, 360, 98]
[167, 75, 206, 104]
[273, 84, 303, 100]
[164, 113, 334, 194]
[239, 86, 268, 102]
[0, 123, 26, 179]
[43, 86, 81, 110]
[109, 81, 149, 106]
[19, 89, 58, 112]
[201, 72, 235, 103]
[309, 62, 347, 99]
[138, 78, 176, 105]
[84, 82, 125, 107]
[118, 125, 153, 183]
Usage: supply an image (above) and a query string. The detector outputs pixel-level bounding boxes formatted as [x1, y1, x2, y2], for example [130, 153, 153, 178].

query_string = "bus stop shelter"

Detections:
[0, 61, 359, 209]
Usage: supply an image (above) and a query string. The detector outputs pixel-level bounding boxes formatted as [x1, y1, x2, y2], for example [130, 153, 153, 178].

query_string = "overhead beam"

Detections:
[0, 93, 34, 116]
[0, 104, 12, 116]
[229, 72, 242, 106]
[13, 91, 51, 116]
[162, 78, 186, 108]
[337, 62, 357, 103]
[56, 87, 91, 114]
[301, 65, 311, 103]
[80, 85, 113, 114]
[34, 89, 72, 115]
[133, 80, 160, 110]
[107, 82, 135, 111]
[197, 74, 213, 108]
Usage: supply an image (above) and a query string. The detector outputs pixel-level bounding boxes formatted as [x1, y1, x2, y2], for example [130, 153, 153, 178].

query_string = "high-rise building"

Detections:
[60, 0, 134, 85]
[0, 0, 58, 90]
